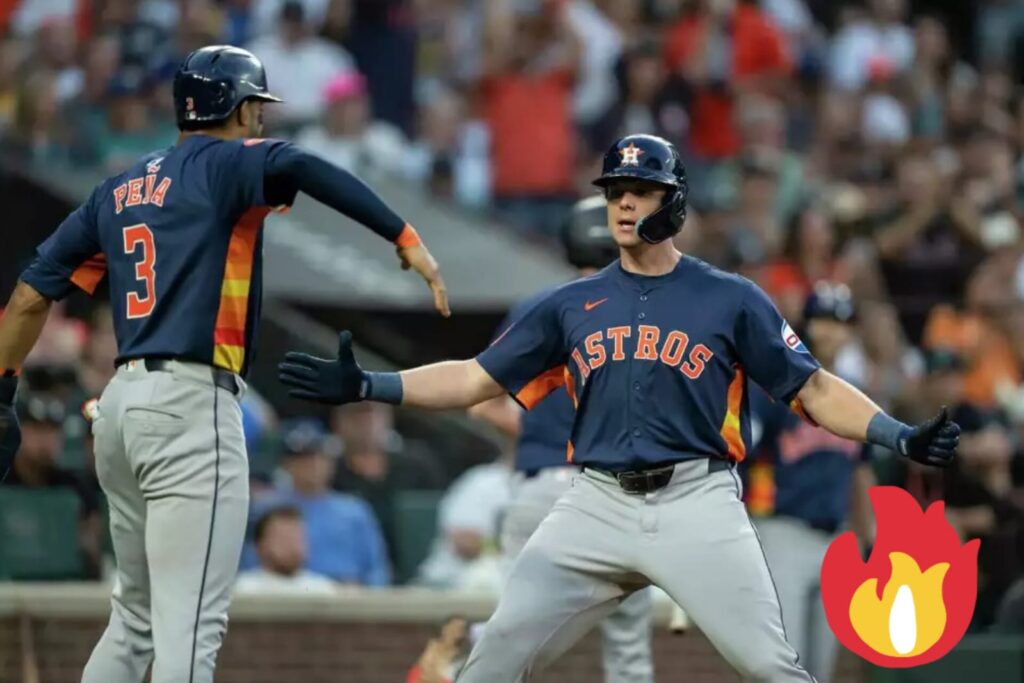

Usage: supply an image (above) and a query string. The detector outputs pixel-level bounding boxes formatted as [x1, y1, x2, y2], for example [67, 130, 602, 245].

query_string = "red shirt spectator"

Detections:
[482, 68, 575, 197]
[665, 1, 790, 159]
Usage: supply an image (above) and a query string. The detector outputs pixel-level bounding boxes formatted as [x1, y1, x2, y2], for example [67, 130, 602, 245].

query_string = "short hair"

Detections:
[254, 505, 302, 543]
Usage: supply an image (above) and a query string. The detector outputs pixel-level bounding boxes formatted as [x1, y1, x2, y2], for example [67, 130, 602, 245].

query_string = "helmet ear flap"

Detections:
[636, 187, 688, 244]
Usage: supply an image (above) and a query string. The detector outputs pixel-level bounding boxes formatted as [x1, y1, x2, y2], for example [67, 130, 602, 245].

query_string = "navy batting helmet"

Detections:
[562, 196, 618, 270]
[592, 134, 688, 244]
[173, 46, 281, 130]
[804, 281, 856, 323]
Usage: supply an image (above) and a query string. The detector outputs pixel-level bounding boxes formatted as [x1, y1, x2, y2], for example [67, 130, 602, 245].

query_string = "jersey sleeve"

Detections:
[19, 187, 106, 300]
[734, 280, 821, 403]
[476, 291, 567, 410]
[209, 138, 294, 215]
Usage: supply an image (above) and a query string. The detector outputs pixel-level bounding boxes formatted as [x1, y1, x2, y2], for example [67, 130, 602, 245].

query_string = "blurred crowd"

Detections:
[4, 0, 1024, 648]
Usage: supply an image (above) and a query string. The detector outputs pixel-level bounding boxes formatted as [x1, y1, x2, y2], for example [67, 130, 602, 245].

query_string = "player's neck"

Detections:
[618, 243, 681, 277]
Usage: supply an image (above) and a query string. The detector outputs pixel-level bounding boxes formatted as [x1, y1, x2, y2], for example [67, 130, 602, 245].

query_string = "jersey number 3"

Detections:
[123, 224, 156, 319]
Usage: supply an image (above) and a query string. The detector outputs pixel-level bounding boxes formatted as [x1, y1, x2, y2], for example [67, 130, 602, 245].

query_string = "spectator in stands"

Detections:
[344, 0, 418, 135]
[481, 0, 581, 238]
[873, 152, 987, 344]
[8, 67, 62, 163]
[828, 0, 914, 91]
[416, 453, 512, 591]
[923, 257, 1021, 407]
[893, 346, 1024, 628]
[0, 34, 24, 133]
[247, 0, 355, 131]
[664, 0, 791, 161]
[295, 71, 406, 179]
[407, 614, 472, 683]
[563, 0, 623, 130]
[62, 33, 121, 166]
[35, 17, 81, 104]
[94, 68, 177, 172]
[331, 402, 445, 563]
[403, 87, 490, 208]
[5, 383, 102, 576]
[235, 504, 336, 595]
[263, 418, 391, 586]
[585, 38, 690, 157]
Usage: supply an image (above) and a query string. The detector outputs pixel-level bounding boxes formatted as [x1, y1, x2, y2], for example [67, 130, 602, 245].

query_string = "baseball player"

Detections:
[0, 45, 448, 683]
[277, 134, 960, 682]
[744, 282, 876, 683]
[469, 195, 655, 683]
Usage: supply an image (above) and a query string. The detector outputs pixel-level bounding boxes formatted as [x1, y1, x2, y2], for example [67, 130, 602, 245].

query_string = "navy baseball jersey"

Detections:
[744, 386, 869, 532]
[20, 136, 296, 376]
[476, 256, 822, 470]
[494, 290, 576, 474]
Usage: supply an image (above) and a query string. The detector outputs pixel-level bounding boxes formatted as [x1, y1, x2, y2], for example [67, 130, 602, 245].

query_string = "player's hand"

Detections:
[0, 376, 21, 482]
[397, 243, 450, 318]
[899, 406, 960, 467]
[278, 331, 366, 405]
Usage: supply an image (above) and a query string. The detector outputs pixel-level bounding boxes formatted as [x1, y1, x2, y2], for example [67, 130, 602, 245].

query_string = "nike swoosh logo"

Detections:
[584, 298, 609, 312]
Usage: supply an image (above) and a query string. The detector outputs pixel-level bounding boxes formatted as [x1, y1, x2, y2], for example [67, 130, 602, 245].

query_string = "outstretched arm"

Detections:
[796, 369, 960, 467]
[278, 331, 505, 410]
[264, 144, 450, 317]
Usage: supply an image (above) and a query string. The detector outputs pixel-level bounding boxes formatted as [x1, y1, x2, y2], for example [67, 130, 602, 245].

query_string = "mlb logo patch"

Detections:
[781, 321, 809, 354]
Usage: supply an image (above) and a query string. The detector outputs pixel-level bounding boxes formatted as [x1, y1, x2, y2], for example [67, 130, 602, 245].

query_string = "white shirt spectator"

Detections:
[252, 0, 331, 40]
[416, 460, 512, 589]
[10, 0, 75, 36]
[296, 123, 407, 180]
[565, 0, 622, 125]
[829, 19, 914, 91]
[234, 568, 337, 596]
[246, 33, 354, 125]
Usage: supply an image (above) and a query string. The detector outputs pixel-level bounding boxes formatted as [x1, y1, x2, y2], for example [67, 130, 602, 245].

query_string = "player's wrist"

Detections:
[866, 411, 910, 455]
[361, 371, 403, 405]
[394, 223, 422, 249]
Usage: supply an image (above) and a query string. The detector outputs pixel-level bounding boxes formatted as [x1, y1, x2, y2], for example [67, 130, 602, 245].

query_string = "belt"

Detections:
[120, 358, 240, 396]
[586, 458, 731, 494]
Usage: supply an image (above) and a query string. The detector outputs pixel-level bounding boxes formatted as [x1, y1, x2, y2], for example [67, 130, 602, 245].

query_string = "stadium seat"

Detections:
[391, 491, 443, 584]
[0, 488, 84, 580]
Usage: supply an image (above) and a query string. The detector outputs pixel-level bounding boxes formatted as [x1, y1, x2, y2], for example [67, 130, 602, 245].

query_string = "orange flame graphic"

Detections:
[820, 487, 979, 667]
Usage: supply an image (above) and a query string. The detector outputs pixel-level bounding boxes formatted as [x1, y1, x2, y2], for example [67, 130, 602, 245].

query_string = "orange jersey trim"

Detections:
[212, 207, 270, 372]
[515, 365, 566, 410]
[566, 440, 575, 463]
[789, 397, 818, 426]
[70, 253, 108, 295]
[719, 365, 746, 462]
[395, 223, 421, 249]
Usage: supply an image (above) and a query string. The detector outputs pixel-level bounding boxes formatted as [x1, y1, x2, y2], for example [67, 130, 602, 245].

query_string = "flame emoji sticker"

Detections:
[820, 486, 979, 667]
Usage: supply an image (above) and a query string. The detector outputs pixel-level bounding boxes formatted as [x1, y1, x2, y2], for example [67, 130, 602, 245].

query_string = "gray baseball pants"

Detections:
[501, 467, 654, 683]
[457, 458, 815, 682]
[754, 516, 839, 683]
[81, 360, 249, 683]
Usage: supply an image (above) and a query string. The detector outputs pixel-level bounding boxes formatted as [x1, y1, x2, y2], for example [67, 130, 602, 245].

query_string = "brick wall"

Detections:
[0, 615, 868, 683]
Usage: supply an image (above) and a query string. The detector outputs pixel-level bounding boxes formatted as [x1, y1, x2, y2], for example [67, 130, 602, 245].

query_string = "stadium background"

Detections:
[3, 0, 1024, 680]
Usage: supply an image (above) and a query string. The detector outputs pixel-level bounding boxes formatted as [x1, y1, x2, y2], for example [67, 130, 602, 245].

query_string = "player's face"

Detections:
[242, 100, 265, 137]
[605, 180, 667, 248]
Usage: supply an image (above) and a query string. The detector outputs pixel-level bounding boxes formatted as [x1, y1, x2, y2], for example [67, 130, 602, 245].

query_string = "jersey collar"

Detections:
[610, 255, 689, 293]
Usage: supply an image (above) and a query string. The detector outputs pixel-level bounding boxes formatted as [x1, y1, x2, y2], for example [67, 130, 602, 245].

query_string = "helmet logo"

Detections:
[619, 143, 644, 166]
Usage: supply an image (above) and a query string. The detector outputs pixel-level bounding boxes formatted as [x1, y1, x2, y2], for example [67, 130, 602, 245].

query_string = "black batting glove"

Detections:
[278, 331, 367, 405]
[0, 375, 21, 482]
[899, 407, 960, 467]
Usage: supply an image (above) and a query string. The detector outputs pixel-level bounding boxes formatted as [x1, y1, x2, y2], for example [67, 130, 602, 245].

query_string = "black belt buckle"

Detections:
[614, 464, 675, 494]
